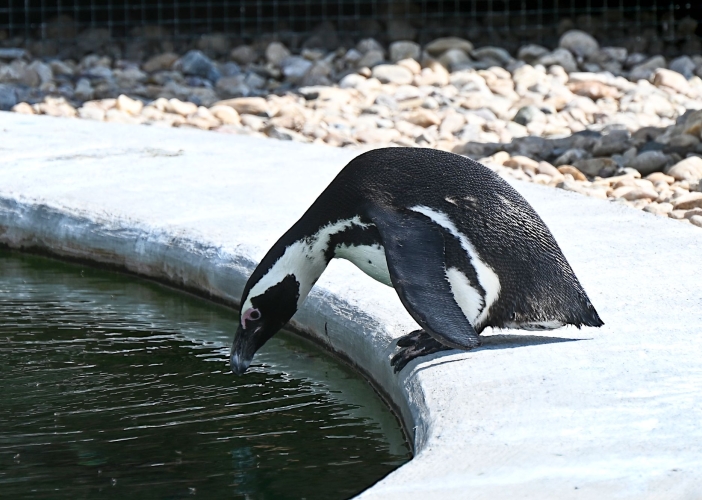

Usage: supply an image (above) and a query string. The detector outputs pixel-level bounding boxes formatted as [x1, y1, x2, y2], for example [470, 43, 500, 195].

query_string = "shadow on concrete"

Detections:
[408, 334, 587, 374]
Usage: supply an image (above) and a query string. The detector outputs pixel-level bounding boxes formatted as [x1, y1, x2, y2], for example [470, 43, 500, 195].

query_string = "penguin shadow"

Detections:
[407, 333, 589, 374]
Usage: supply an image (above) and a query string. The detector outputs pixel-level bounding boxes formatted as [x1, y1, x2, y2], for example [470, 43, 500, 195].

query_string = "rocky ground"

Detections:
[3, 28, 702, 228]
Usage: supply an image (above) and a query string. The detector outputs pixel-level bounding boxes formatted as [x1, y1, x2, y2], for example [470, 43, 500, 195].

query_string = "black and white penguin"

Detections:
[230, 147, 603, 374]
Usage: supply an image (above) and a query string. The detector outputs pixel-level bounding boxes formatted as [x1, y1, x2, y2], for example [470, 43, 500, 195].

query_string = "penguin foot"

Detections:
[391, 330, 451, 373]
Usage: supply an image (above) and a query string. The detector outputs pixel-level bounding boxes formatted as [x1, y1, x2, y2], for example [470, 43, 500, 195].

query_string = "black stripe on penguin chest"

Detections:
[324, 222, 382, 262]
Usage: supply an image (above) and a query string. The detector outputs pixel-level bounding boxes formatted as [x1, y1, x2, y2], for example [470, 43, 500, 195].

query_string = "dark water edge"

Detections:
[0, 248, 410, 500]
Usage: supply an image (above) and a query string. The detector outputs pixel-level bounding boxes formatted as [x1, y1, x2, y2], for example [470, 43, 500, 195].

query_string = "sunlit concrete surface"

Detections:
[1, 111, 701, 499]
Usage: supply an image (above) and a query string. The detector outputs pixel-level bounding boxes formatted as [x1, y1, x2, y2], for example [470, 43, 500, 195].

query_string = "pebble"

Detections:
[215, 97, 268, 116]
[626, 151, 669, 176]
[390, 41, 420, 63]
[371, 64, 413, 85]
[559, 30, 599, 59]
[672, 192, 702, 210]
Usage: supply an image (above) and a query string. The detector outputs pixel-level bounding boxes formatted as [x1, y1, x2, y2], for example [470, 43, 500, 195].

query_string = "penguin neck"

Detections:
[245, 216, 370, 312]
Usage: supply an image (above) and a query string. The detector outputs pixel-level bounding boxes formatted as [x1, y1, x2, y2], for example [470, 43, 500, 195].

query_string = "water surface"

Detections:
[0, 249, 410, 499]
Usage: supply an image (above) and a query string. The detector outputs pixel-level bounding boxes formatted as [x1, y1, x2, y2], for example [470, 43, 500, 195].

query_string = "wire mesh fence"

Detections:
[0, 1, 700, 54]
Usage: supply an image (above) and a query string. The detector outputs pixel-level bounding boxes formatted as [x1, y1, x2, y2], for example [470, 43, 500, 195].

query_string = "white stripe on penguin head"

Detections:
[241, 217, 369, 317]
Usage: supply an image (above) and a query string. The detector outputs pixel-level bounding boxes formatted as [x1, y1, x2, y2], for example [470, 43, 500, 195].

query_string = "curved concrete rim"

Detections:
[1, 112, 701, 499]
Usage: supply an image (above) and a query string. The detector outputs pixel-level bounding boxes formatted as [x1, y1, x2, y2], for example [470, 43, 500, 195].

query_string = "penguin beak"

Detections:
[230, 325, 254, 375]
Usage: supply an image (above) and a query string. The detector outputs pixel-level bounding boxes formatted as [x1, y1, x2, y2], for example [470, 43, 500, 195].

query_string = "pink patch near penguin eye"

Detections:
[242, 308, 261, 328]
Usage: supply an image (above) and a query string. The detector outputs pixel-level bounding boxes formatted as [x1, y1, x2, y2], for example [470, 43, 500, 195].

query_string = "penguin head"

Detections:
[230, 274, 300, 375]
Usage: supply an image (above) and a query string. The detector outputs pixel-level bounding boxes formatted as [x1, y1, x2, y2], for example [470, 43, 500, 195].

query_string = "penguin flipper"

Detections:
[368, 206, 481, 351]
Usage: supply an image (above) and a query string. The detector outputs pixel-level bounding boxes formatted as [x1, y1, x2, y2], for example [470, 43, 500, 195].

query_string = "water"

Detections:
[0, 249, 410, 499]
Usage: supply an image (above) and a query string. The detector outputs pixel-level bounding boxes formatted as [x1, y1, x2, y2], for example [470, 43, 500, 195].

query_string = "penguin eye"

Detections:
[242, 307, 262, 328]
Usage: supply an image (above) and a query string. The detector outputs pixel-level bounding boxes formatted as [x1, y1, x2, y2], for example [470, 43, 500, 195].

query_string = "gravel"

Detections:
[5, 27, 702, 228]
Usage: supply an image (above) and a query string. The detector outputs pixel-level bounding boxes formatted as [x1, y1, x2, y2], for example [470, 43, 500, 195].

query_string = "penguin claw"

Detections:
[396, 329, 424, 347]
[391, 330, 452, 373]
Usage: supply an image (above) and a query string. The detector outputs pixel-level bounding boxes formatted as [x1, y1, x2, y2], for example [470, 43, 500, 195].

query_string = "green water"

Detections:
[0, 249, 410, 499]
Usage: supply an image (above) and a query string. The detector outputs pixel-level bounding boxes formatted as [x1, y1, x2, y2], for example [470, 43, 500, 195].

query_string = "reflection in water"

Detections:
[0, 249, 410, 499]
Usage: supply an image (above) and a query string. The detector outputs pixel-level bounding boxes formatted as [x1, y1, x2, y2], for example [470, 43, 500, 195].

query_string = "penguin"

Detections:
[230, 147, 603, 375]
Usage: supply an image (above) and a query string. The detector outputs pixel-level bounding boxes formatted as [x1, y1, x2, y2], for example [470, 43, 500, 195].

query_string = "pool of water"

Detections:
[0, 249, 410, 499]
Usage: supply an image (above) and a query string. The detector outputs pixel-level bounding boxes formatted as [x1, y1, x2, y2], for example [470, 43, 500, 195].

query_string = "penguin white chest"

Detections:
[335, 243, 392, 287]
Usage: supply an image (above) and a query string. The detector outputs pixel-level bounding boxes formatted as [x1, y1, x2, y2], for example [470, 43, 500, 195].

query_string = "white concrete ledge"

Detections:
[1, 111, 702, 498]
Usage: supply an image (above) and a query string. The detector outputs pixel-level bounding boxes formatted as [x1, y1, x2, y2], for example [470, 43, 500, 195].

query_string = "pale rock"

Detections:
[208, 105, 241, 125]
[406, 108, 441, 127]
[667, 156, 702, 183]
[390, 41, 420, 63]
[339, 73, 366, 89]
[214, 97, 268, 116]
[672, 192, 702, 210]
[621, 186, 659, 201]
[611, 185, 636, 198]
[77, 106, 105, 121]
[653, 68, 690, 95]
[240, 114, 268, 131]
[11, 102, 34, 114]
[568, 80, 619, 100]
[116, 94, 143, 115]
[557, 179, 608, 199]
[668, 209, 688, 220]
[439, 110, 466, 135]
[105, 109, 143, 124]
[537, 161, 564, 179]
[186, 106, 221, 129]
[397, 58, 421, 75]
[643, 202, 673, 216]
[372, 64, 413, 85]
[425, 37, 473, 56]
[34, 97, 77, 118]
[355, 128, 401, 144]
[504, 155, 539, 173]
[167, 98, 198, 116]
[646, 172, 675, 184]
[690, 215, 702, 227]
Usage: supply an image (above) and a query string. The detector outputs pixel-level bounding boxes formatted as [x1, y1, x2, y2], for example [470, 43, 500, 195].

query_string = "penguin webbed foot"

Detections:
[391, 330, 452, 373]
